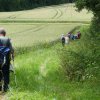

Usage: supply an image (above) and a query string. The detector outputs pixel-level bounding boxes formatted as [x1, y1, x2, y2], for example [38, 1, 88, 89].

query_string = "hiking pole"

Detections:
[12, 59, 17, 88]
[8, 59, 17, 98]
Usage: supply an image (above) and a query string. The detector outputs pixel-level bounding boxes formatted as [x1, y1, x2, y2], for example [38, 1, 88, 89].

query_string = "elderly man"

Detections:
[0, 28, 14, 92]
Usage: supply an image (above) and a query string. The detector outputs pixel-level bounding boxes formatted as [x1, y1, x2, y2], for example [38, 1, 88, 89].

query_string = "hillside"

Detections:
[0, 3, 99, 100]
[0, 4, 92, 22]
[0, 4, 92, 48]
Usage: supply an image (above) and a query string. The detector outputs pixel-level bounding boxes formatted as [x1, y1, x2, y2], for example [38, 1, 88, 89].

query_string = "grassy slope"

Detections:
[8, 37, 100, 100]
[0, 3, 98, 100]
[8, 25, 100, 100]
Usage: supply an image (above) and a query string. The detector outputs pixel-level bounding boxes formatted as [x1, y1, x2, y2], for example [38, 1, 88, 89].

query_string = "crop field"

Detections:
[0, 23, 80, 47]
[0, 4, 92, 48]
[0, 4, 93, 22]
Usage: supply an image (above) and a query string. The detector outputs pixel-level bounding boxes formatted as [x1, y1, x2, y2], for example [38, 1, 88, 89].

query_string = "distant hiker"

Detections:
[67, 32, 79, 40]
[67, 32, 72, 38]
[61, 34, 65, 47]
[77, 31, 81, 39]
[65, 36, 69, 44]
[73, 34, 78, 40]
[0, 28, 14, 92]
[70, 33, 74, 40]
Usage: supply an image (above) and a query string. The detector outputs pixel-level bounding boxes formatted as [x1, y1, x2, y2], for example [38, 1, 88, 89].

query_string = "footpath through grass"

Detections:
[6, 38, 100, 100]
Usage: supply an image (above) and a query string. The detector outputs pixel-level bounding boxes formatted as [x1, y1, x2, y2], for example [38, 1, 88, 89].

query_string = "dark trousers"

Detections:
[0, 70, 2, 90]
[62, 40, 65, 47]
[2, 62, 10, 86]
[0, 53, 10, 90]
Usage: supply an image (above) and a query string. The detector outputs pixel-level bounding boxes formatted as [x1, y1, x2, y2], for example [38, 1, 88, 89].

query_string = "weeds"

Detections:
[58, 26, 99, 82]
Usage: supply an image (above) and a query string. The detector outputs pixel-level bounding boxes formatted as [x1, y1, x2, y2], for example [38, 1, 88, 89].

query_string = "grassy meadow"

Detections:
[8, 36, 100, 100]
[0, 3, 99, 100]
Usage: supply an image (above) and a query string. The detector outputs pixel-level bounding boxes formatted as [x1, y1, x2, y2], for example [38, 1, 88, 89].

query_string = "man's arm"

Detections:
[8, 39, 14, 60]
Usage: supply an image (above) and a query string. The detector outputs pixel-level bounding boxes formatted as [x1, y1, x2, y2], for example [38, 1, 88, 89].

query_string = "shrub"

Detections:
[59, 48, 87, 81]
[58, 26, 99, 81]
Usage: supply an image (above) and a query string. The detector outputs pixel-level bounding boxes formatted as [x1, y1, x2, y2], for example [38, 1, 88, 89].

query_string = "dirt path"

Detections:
[0, 92, 6, 100]
[39, 58, 50, 77]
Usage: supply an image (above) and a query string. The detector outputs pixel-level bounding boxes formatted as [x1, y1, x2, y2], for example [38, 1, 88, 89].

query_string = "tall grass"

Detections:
[9, 44, 66, 100]
[58, 25, 100, 82]
[8, 40, 100, 100]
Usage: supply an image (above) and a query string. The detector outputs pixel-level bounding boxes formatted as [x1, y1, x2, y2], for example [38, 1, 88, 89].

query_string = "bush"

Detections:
[58, 26, 99, 81]
[59, 47, 90, 81]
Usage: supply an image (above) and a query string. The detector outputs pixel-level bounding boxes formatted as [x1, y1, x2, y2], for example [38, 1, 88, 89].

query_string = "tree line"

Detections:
[0, 0, 74, 11]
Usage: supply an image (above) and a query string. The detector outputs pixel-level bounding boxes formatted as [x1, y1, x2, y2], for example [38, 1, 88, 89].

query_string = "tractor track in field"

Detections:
[10, 24, 48, 37]
[7, 14, 18, 19]
[56, 8, 63, 18]
[52, 9, 59, 19]
[7, 6, 64, 20]
[52, 8, 63, 19]
[7, 13, 22, 19]
[6, 6, 62, 20]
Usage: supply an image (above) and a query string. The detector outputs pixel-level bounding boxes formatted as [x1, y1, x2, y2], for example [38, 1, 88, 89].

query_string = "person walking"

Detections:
[77, 31, 81, 39]
[0, 28, 14, 92]
[61, 34, 65, 47]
